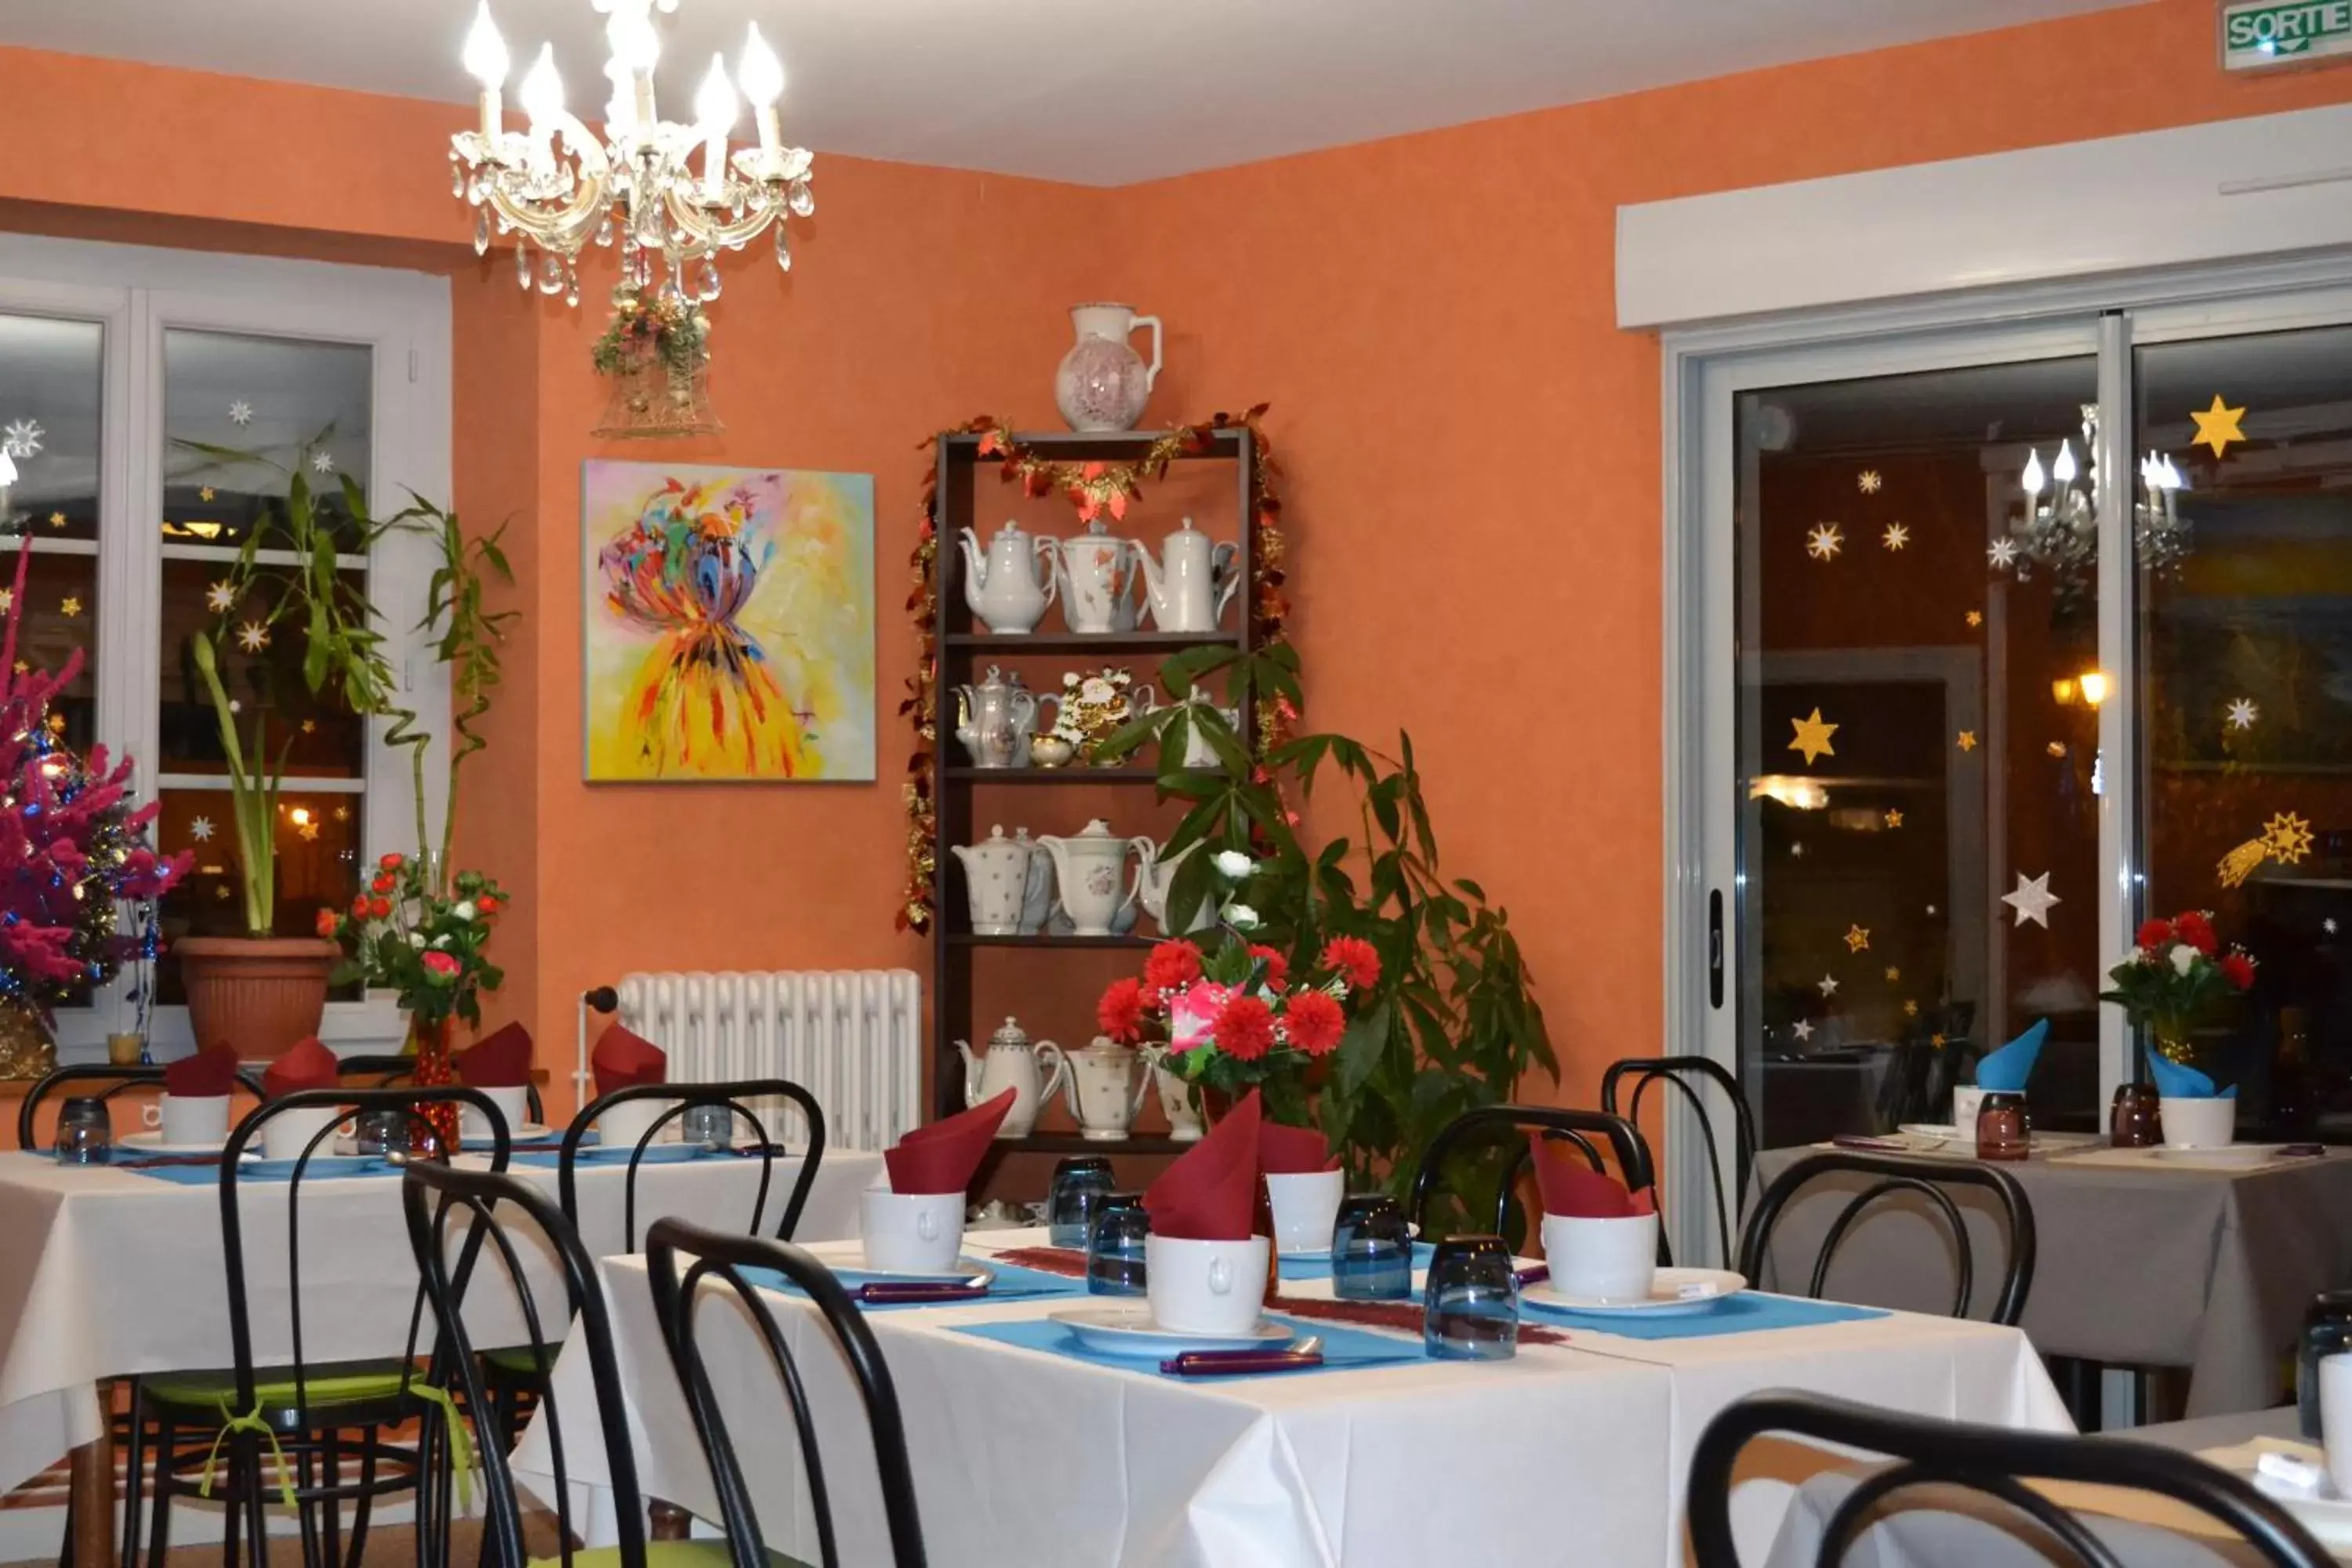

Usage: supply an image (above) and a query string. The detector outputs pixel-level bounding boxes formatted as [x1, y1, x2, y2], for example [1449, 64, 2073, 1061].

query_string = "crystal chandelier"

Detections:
[1994, 405, 2193, 592]
[448, 0, 814, 316]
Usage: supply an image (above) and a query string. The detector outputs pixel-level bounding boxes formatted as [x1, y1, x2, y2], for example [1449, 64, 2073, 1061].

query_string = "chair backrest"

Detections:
[401, 1159, 645, 1568]
[16, 1062, 267, 1152]
[1409, 1104, 1657, 1251]
[219, 1087, 510, 1423]
[338, 1052, 544, 1124]
[561, 1080, 827, 1251]
[1687, 1391, 2332, 1567]
[1736, 1150, 2037, 1327]
[1599, 1055, 1756, 1265]
[644, 1217, 927, 1568]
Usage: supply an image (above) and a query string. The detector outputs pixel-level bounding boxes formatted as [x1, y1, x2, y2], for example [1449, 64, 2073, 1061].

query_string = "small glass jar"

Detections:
[54, 1096, 113, 1167]
[1085, 1193, 1149, 1296]
[1332, 1194, 1414, 1301]
[2298, 1291, 2352, 1439]
[352, 1109, 411, 1159]
[1048, 1156, 1116, 1249]
[1423, 1235, 1519, 1360]
[2109, 1083, 2163, 1149]
[1975, 1091, 2030, 1162]
[681, 1103, 735, 1149]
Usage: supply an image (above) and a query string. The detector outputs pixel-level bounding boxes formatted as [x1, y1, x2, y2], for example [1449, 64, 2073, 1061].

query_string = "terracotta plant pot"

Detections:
[176, 936, 338, 1058]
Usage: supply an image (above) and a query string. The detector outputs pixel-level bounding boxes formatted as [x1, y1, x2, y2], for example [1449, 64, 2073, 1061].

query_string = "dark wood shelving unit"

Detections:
[928, 426, 1261, 1157]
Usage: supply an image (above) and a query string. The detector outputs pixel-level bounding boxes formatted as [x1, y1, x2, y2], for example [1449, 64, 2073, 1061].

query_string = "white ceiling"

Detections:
[1, 0, 2140, 185]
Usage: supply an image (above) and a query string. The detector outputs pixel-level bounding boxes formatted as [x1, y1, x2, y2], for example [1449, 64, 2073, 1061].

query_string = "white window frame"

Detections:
[0, 234, 452, 1058]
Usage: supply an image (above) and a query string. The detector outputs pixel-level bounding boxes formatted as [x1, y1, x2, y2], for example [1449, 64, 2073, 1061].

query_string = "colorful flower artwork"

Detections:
[582, 460, 875, 782]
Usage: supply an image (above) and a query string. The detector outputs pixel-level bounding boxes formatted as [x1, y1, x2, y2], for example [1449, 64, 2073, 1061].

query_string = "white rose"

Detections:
[452, 900, 477, 921]
[1223, 902, 1260, 931]
[2124, 946, 2146, 966]
[1212, 850, 1254, 880]
[2169, 944, 2198, 976]
[432, 935, 453, 949]
[408, 931, 426, 948]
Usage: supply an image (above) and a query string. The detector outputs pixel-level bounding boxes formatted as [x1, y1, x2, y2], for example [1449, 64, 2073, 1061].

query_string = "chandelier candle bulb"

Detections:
[695, 53, 735, 203]
[739, 24, 785, 153]
[463, 2, 509, 140]
[2051, 440, 2078, 487]
[2021, 448, 2045, 498]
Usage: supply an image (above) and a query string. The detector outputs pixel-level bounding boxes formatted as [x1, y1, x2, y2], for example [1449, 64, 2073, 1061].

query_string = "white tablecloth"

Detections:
[0, 1145, 879, 1497]
[510, 1229, 2071, 1567]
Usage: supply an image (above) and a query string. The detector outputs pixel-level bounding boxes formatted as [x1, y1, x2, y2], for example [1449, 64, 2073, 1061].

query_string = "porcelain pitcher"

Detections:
[950, 825, 1036, 935]
[1053, 520, 1142, 635]
[1054, 303, 1163, 433]
[954, 1017, 1068, 1139]
[1037, 818, 1156, 936]
[959, 520, 1058, 634]
[1137, 517, 1242, 634]
[1136, 842, 1214, 936]
[1062, 1037, 1149, 1141]
[953, 666, 1038, 769]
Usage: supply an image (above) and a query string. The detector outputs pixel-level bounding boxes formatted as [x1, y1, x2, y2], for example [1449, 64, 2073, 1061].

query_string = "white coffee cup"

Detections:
[157, 1094, 230, 1147]
[263, 1106, 343, 1163]
[460, 1085, 531, 1143]
[1542, 1211, 1660, 1305]
[597, 1097, 670, 1154]
[860, 1188, 966, 1275]
[2159, 1095, 2235, 1150]
[2321, 1353, 2352, 1497]
[1951, 1084, 1987, 1133]
[1264, 1170, 1345, 1256]
[1145, 1234, 1270, 1336]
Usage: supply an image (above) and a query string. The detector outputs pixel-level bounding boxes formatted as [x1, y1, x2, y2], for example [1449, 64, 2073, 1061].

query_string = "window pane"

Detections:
[1736, 357, 2104, 1147]
[0, 314, 101, 542]
[163, 329, 371, 554]
[2136, 325, 2352, 1140]
[157, 562, 368, 776]
[152, 786, 362, 1004]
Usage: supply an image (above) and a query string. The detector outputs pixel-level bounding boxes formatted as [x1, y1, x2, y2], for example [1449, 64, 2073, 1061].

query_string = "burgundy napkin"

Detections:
[164, 1044, 239, 1098]
[884, 1087, 1016, 1194]
[1145, 1088, 1263, 1240]
[1258, 1118, 1338, 1175]
[263, 1036, 341, 1099]
[591, 1024, 668, 1096]
[455, 1021, 532, 1088]
[1530, 1135, 1656, 1218]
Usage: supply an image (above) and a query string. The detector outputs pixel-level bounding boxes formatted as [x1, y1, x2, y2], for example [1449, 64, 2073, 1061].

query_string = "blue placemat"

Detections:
[122, 1156, 406, 1185]
[1278, 1241, 1437, 1281]
[1520, 1290, 1889, 1340]
[955, 1312, 1427, 1379]
[508, 1144, 719, 1170]
[741, 1261, 1087, 1311]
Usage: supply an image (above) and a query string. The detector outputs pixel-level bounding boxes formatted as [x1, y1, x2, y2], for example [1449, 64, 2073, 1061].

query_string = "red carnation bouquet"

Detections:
[1096, 851, 1379, 1123]
[2098, 909, 2255, 1062]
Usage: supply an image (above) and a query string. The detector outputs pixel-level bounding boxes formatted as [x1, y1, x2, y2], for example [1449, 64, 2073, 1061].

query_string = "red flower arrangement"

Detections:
[2101, 908, 2255, 1062]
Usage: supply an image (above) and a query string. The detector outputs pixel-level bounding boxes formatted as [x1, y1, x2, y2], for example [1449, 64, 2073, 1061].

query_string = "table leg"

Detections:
[648, 1500, 691, 1541]
[68, 1382, 115, 1568]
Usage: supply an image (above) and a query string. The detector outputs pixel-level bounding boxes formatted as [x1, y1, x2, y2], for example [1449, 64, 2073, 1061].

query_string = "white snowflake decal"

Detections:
[2225, 698, 2259, 731]
[1806, 522, 1843, 562]
[2, 419, 43, 459]
[189, 816, 215, 843]
[205, 579, 238, 614]
[235, 620, 271, 653]
[310, 451, 336, 475]
[228, 400, 254, 426]
[1881, 522, 1910, 551]
[1987, 537, 2021, 570]
[1857, 470, 1882, 495]
[2327, 918, 2340, 936]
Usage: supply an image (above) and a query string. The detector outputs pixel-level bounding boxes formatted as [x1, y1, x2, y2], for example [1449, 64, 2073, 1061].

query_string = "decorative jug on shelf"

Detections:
[950, 825, 1036, 935]
[1054, 520, 1142, 636]
[1054, 303, 1162, 433]
[1148, 1055, 1206, 1142]
[952, 666, 1038, 769]
[1036, 818, 1156, 936]
[1137, 843, 1215, 936]
[1171, 690, 1244, 771]
[1062, 1037, 1149, 1141]
[1137, 517, 1241, 634]
[959, 520, 1058, 634]
[953, 1017, 1068, 1139]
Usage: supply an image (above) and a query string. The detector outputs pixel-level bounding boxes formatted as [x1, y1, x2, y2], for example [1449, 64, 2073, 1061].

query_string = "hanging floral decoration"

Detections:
[895, 405, 1287, 933]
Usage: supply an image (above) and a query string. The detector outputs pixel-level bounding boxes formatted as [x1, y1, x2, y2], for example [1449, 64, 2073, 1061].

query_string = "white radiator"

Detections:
[596, 969, 923, 1152]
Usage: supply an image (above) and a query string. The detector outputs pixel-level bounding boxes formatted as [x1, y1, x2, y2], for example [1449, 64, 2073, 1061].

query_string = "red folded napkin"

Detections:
[1530, 1134, 1656, 1218]
[591, 1024, 667, 1096]
[884, 1087, 1016, 1194]
[455, 1021, 533, 1088]
[164, 1044, 240, 1098]
[263, 1036, 341, 1099]
[1258, 1118, 1338, 1175]
[1145, 1088, 1263, 1240]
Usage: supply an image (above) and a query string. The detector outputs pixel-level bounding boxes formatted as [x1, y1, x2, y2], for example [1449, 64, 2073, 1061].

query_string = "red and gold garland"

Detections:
[895, 405, 1289, 933]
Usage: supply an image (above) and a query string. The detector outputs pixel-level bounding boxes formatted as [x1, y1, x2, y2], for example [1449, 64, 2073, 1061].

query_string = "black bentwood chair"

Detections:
[339, 1054, 544, 1126]
[16, 1062, 267, 1152]
[129, 1086, 510, 1568]
[645, 1218, 929, 1568]
[1687, 1391, 2332, 1567]
[1409, 1104, 1657, 1255]
[1737, 1150, 2038, 1327]
[1600, 1054, 1756, 1265]
[557, 1080, 828, 1252]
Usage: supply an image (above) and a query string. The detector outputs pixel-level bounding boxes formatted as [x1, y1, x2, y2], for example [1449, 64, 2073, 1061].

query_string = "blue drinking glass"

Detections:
[1332, 1193, 1414, 1301]
[1086, 1193, 1149, 1296]
[1423, 1234, 1519, 1360]
[54, 1096, 113, 1167]
[1048, 1156, 1116, 1247]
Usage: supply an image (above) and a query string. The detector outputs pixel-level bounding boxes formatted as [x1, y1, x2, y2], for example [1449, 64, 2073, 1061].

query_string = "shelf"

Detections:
[946, 933, 1152, 949]
[942, 630, 1243, 655]
[946, 766, 1173, 785]
[977, 1132, 1192, 1156]
[942, 428, 1247, 463]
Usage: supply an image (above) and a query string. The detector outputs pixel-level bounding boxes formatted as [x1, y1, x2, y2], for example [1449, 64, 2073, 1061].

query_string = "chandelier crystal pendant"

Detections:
[448, 0, 814, 318]
[1998, 404, 2193, 597]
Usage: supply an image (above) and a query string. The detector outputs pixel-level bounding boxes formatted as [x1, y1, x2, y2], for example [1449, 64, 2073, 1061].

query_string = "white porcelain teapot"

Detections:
[1036, 818, 1156, 937]
[953, 1017, 1067, 1139]
[1061, 1037, 1150, 1141]
[1053, 520, 1142, 635]
[950, 825, 1037, 936]
[952, 666, 1038, 768]
[1137, 517, 1242, 634]
[959, 520, 1058, 634]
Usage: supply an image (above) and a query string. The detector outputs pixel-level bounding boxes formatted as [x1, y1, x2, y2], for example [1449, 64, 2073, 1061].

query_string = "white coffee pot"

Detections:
[959, 520, 1058, 634]
[1137, 517, 1242, 634]
[1036, 818, 1156, 937]
[1054, 520, 1142, 635]
[950, 825, 1035, 936]
[1061, 1037, 1150, 1140]
[954, 1017, 1067, 1139]
[1137, 842, 1214, 936]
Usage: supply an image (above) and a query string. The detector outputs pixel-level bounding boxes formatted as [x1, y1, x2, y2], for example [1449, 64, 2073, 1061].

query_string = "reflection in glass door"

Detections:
[1734, 357, 2105, 1146]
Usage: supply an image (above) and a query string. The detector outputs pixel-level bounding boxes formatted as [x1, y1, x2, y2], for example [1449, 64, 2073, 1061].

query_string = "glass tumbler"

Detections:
[1048, 1156, 1116, 1248]
[1423, 1235, 1519, 1360]
[1086, 1193, 1149, 1296]
[1975, 1091, 2030, 1162]
[682, 1104, 735, 1149]
[2109, 1083, 2163, 1149]
[1332, 1194, 1414, 1301]
[54, 1096, 112, 1167]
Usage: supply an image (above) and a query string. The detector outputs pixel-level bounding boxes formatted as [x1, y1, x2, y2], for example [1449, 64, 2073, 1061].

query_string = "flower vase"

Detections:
[405, 1014, 459, 1156]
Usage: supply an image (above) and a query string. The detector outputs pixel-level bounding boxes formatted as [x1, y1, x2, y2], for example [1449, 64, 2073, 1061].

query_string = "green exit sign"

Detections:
[2222, 0, 2352, 69]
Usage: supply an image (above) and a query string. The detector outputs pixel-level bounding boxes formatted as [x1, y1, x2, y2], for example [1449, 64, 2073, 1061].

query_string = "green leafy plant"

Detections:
[319, 853, 506, 1027]
[1097, 643, 1554, 1198]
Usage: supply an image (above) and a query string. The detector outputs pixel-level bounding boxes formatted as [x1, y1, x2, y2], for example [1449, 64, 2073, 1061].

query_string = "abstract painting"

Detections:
[583, 460, 875, 782]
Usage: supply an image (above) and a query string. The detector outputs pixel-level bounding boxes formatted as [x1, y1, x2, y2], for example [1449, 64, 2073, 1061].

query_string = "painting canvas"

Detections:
[583, 460, 875, 782]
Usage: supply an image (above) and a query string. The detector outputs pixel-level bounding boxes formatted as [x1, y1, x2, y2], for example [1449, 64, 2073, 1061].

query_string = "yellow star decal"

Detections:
[1857, 470, 1882, 495]
[1956, 730, 1978, 752]
[45, 712, 63, 734]
[1903, 999, 1919, 1018]
[205, 579, 238, 614]
[2265, 811, 2315, 865]
[1883, 809, 1904, 829]
[1844, 924, 1871, 953]
[1965, 610, 1983, 628]
[57, 596, 80, 618]
[1806, 523, 1843, 562]
[0, 590, 12, 615]
[2047, 741, 2067, 757]
[1885, 966, 1900, 982]
[1788, 707, 1838, 765]
[46, 512, 64, 529]
[10, 661, 24, 677]
[300, 719, 317, 734]
[235, 620, 270, 653]
[1881, 522, 1910, 551]
[199, 486, 216, 503]
[2189, 394, 2248, 458]
[1930, 1033, 1947, 1049]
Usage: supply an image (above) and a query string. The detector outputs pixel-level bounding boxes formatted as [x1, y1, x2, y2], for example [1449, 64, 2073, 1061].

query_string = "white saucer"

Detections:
[119, 1133, 237, 1155]
[842, 1258, 998, 1287]
[1050, 1305, 1294, 1358]
[1526, 1267, 1747, 1316]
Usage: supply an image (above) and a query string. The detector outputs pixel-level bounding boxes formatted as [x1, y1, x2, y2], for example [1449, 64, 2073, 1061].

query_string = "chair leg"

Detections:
[294, 1439, 321, 1568]
[219, 1438, 241, 1568]
[57, 1479, 74, 1568]
[239, 1441, 267, 1568]
[319, 1428, 340, 1568]
[343, 1440, 376, 1568]
[118, 1383, 147, 1568]
[143, 1418, 173, 1568]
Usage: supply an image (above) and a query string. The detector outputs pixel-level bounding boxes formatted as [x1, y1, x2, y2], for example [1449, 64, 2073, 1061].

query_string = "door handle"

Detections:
[1708, 889, 1725, 1010]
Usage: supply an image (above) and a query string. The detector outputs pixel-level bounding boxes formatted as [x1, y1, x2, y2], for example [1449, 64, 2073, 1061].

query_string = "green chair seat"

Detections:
[483, 1344, 554, 1377]
[538, 1542, 809, 1568]
[142, 1359, 418, 1428]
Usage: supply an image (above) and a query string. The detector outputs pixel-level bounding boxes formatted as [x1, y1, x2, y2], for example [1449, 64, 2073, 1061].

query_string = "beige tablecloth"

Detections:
[0, 1145, 879, 1496]
[1753, 1145, 2352, 1414]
